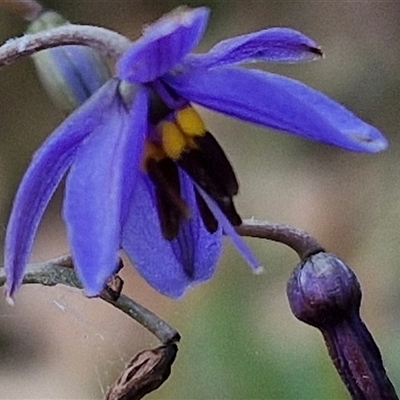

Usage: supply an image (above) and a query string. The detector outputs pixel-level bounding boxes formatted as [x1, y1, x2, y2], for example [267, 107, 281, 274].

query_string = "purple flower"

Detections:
[5, 7, 387, 299]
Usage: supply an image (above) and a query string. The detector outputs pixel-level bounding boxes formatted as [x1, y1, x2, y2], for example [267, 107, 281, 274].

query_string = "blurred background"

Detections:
[0, 0, 399, 399]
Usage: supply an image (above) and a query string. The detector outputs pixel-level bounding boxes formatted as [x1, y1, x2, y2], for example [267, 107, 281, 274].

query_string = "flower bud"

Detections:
[287, 252, 398, 399]
[27, 10, 111, 112]
[287, 252, 361, 327]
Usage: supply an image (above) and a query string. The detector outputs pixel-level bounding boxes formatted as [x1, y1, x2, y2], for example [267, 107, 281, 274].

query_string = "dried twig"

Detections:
[106, 344, 178, 400]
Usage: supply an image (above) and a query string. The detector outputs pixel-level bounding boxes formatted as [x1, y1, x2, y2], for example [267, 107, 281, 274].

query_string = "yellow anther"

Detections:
[176, 106, 206, 137]
[160, 121, 187, 159]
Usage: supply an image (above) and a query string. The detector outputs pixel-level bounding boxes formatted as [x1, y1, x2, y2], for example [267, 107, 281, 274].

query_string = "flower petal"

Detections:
[165, 67, 388, 153]
[185, 27, 322, 69]
[170, 170, 222, 282]
[31, 45, 110, 112]
[117, 7, 209, 83]
[120, 87, 149, 223]
[195, 186, 262, 273]
[122, 171, 222, 298]
[63, 85, 148, 296]
[5, 79, 119, 298]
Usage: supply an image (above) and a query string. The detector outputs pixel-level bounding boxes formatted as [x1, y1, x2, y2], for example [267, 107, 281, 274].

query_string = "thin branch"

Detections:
[237, 218, 324, 260]
[0, 24, 132, 68]
[105, 293, 180, 345]
[0, 256, 179, 345]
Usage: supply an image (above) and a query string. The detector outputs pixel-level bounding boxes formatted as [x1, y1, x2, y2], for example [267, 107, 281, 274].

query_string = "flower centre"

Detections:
[159, 106, 206, 159]
[143, 104, 241, 240]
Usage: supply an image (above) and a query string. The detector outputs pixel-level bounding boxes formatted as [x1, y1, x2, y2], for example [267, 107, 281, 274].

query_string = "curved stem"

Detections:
[237, 218, 324, 260]
[0, 24, 132, 67]
[0, 256, 179, 345]
[106, 293, 180, 345]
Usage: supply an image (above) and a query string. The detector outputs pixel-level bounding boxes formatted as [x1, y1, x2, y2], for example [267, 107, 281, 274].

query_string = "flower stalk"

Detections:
[0, 24, 131, 67]
[0, 256, 180, 345]
[237, 218, 324, 259]
[287, 252, 398, 400]
[322, 317, 398, 399]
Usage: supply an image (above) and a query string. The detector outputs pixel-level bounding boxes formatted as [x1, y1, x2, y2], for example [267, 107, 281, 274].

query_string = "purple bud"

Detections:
[287, 252, 361, 327]
[27, 10, 110, 112]
[287, 252, 398, 400]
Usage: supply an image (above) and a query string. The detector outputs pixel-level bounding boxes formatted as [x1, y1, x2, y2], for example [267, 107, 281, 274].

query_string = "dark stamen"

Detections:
[193, 131, 239, 196]
[195, 189, 218, 233]
[146, 158, 190, 240]
[177, 143, 242, 226]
